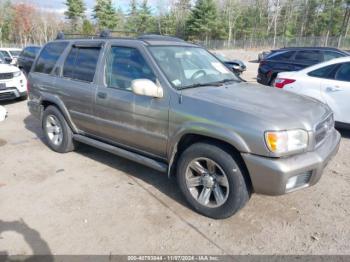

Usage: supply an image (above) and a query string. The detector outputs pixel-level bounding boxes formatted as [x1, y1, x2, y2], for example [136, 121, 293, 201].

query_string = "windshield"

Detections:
[10, 50, 21, 57]
[148, 46, 239, 89]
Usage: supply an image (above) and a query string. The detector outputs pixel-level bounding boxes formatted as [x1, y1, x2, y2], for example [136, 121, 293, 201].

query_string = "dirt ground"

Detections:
[0, 51, 350, 256]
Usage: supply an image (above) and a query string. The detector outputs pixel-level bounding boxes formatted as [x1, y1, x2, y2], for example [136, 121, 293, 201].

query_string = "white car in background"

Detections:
[0, 48, 22, 65]
[275, 57, 350, 128]
[0, 63, 27, 101]
[0, 105, 7, 121]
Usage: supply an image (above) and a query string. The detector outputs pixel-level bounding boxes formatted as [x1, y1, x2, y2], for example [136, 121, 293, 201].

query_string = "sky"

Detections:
[26, 0, 164, 14]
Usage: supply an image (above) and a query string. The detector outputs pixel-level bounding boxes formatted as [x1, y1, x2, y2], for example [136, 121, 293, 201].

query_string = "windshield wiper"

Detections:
[179, 78, 239, 90]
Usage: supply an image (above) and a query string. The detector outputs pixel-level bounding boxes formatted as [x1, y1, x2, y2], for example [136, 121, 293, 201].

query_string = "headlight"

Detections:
[265, 129, 309, 155]
[13, 71, 21, 77]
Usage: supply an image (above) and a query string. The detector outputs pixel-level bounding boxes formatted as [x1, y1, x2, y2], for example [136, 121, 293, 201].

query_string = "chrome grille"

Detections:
[315, 114, 334, 146]
[0, 73, 13, 80]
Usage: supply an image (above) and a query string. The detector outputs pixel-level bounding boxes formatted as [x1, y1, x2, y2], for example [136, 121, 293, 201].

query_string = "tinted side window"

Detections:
[34, 42, 68, 74]
[323, 51, 345, 61]
[0, 51, 10, 59]
[308, 64, 339, 79]
[63, 46, 100, 82]
[335, 63, 350, 82]
[295, 51, 322, 62]
[267, 51, 295, 60]
[105, 46, 156, 90]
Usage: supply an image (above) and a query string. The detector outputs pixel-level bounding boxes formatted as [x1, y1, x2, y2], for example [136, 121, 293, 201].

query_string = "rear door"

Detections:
[320, 62, 350, 124]
[94, 42, 169, 159]
[54, 42, 103, 135]
[30, 41, 69, 102]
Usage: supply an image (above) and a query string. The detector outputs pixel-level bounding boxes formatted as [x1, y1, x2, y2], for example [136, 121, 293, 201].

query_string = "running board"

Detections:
[73, 134, 168, 173]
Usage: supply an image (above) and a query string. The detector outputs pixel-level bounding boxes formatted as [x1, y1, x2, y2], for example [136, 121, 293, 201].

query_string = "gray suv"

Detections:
[27, 34, 340, 219]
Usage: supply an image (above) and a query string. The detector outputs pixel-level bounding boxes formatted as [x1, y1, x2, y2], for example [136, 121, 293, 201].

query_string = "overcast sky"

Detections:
[26, 0, 164, 14]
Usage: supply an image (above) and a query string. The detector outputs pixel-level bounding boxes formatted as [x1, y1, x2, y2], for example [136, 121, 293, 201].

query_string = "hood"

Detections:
[182, 82, 330, 131]
[0, 64, 20, 73]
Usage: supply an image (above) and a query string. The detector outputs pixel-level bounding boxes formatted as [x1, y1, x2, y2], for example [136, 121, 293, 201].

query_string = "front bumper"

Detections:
[0, 75, 27, 101]
[242, 129, 341, 195]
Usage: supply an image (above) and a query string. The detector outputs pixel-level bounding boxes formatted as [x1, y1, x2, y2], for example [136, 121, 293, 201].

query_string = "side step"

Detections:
[73, 134, 168, 173]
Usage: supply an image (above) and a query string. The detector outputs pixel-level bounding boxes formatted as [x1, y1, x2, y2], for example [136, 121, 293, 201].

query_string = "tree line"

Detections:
[0, 0, 349, 47]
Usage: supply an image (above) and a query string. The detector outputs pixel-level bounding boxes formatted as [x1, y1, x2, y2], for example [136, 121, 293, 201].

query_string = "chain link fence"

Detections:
[197, 36, 350, 51]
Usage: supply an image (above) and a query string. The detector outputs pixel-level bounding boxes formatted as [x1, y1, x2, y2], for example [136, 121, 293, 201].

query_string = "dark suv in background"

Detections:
[258, 47, 349, 86]
[17, 45, 41, 74]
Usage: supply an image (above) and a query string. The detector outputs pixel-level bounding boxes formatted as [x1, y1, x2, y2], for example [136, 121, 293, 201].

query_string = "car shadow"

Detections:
[23, 115, 189, 211]
[23, 115, 45, 143]
[0, 219, 53, 261]
[0, 99, 25, 106]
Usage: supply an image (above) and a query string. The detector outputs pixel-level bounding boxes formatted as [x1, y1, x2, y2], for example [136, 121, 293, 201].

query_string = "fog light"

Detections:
[286, 176, 298, 190]
[286, 172, 312, 191]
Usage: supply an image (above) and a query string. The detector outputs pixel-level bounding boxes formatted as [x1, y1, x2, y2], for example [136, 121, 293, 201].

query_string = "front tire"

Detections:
[177, 143, 250, 219]
[42, 106, 75, 153]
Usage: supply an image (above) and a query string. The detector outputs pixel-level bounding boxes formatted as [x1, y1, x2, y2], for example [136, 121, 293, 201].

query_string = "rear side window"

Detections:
[335, 63, 350, 82]
[308, 64, 340, 79]
[63, 46, 101, 82]
[295, 51, 322, 62]
[323, 51, 345, 61]
[267, 51, 295, 60]
[34, 42, 68, 74]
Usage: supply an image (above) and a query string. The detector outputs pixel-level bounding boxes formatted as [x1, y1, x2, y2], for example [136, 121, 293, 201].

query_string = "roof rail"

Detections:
[55, 30, 186, 42]
[137, 34, 185, 42]
[55, 32, 99, 40]
[99, 29, 138, 38]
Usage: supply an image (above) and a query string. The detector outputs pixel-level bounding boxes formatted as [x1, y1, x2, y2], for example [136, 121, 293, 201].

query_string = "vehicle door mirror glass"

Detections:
[131, 79, 163, 98]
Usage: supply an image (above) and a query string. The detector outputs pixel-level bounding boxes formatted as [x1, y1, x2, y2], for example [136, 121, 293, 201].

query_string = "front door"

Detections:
[94, 44, 169, 159]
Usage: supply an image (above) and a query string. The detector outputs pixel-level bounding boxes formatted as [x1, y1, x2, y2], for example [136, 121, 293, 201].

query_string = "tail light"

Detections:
[274, 78, 296, 89]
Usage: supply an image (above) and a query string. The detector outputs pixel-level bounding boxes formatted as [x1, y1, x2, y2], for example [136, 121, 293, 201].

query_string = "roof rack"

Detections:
[55, 30, 186, 43]
[137, 34, 185, 42]
[55, 31, 98, 40]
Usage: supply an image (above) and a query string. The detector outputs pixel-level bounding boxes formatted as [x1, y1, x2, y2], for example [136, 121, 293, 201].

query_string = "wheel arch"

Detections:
[40, 93, 78, 133]
[168, 132, 253, 192]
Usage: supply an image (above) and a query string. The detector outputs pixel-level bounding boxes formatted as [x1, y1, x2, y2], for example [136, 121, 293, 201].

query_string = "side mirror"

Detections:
[231, 64, 241, 70]
[131, 79, 163, 98]
[5, 57, 12, 64]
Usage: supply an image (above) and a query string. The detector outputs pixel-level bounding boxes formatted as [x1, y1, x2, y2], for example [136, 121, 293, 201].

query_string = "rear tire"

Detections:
[42, 106, 75, 153]
[177, 143, 250, 219]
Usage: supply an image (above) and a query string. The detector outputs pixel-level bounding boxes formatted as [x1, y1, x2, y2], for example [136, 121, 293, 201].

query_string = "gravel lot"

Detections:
[0, 51, 350, 256]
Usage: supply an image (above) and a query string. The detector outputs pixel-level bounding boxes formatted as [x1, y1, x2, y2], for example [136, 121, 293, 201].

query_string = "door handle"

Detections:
[326, 86, 342, 92]
[97, 92, 107, 99]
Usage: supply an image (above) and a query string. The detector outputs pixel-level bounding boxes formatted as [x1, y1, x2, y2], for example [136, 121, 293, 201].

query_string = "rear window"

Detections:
[295, 51, 322, 62]
[63, 46, 101, 82]
[34, 42, 68, 74]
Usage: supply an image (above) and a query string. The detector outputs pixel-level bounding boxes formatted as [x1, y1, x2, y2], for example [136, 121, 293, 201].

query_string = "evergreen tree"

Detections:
[138, 0, 155, 33]
[64, 0, 85, 30]
[125, 0, 139, 33]
[93, 0, 118, 30]
[82, 19, 94, 35]
[186, 0, 223, 41]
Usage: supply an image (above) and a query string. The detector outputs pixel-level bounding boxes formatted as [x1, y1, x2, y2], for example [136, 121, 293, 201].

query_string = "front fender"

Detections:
[167, 121, 250, 161]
